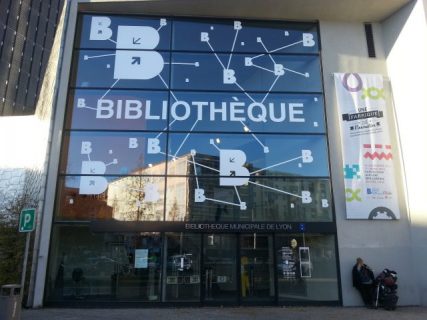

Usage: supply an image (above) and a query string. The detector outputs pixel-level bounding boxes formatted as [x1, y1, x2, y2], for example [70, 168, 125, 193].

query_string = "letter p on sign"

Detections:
[19, 208, 36, 232]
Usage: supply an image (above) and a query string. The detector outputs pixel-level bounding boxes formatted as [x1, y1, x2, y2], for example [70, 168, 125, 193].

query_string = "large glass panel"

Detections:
[65, 89, 169, 131]
[203, 234, 237, 302]
[56, 176, 165, 221]
[171, 53, 322, 92]
[166, 177, 332, 222]
[167, 92, 325, 133]
[60, 131, 167, 175]
[276, 234, 339, 302]
[45, 226, 162, 302]
[167, 133, 329, 177]
[164, 233, 201, 302]
[71, 50, 170, 90]
[77, 15, 172, 50]
[53, 15, 337, 306]
[240, 234, 274, 302]
[172, 20, 319, 53]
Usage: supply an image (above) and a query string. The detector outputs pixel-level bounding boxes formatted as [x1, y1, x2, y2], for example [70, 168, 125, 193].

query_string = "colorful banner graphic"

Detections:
[334, 73, 400, 220]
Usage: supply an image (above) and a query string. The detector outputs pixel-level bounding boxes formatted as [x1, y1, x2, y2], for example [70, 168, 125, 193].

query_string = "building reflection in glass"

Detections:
[57, 152, 331, 222]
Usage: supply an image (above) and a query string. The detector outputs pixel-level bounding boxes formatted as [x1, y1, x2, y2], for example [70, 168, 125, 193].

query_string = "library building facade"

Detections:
[30, 0, 427, 308]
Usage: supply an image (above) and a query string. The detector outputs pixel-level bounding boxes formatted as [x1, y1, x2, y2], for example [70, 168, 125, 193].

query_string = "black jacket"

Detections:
[352, 263, 374, 287]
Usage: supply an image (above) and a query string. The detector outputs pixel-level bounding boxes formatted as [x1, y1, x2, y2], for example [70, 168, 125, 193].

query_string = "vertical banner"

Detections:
[334, 73, 400, 220]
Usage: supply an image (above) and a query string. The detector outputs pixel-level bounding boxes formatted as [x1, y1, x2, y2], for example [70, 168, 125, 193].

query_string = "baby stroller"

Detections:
[374, 268, 398, 310]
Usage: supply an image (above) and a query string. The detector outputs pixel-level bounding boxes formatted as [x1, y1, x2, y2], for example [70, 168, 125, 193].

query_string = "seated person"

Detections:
[352, 257, 374, 307]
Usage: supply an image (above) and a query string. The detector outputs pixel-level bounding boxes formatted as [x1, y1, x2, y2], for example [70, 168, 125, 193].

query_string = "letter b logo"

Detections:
[89, 17, 164, 80]
[79, 161, 108, 195]
[114, 26, 164, 80]
[90, 17, 113, 40]
[219, 150, 249, 186]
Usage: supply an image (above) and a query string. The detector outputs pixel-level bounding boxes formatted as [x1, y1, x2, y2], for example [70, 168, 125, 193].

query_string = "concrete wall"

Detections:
[32, 1, 73, 307]
[320, 20, 418, 306]
[382, 0, 427, 305]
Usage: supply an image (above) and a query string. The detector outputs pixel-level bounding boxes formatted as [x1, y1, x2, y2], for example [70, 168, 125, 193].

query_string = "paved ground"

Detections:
[22, 306, 427, 320]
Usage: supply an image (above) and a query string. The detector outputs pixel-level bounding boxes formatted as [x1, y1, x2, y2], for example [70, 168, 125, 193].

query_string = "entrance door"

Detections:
[163, 233, 201, 302]
[240, 233, 275, 302]
[202, 234, 238, 303]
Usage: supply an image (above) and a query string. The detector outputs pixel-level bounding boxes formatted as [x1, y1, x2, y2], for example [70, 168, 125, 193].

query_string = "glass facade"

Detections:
[47, 226, 162, 301]
[46, 14, 340, 305]
[276, 234, 338, 302]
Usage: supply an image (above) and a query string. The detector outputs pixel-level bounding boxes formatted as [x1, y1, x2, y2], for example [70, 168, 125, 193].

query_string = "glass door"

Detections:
[240, 233, 275, 302]
[163, 233, 201, 302]
[202, 234, 238, 303]
[113, 233, 162, 301]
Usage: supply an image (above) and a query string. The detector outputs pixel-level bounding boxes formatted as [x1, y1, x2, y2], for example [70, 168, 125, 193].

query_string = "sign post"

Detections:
[19, 208, 36, 292]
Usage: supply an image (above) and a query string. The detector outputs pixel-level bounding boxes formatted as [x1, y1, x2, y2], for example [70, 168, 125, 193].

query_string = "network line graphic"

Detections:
[74, 16, 330, 212]
[78, 140, 162, 203]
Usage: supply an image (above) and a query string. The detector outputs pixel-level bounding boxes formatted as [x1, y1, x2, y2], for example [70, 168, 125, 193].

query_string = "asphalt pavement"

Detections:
[22, 306, 427, 320]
